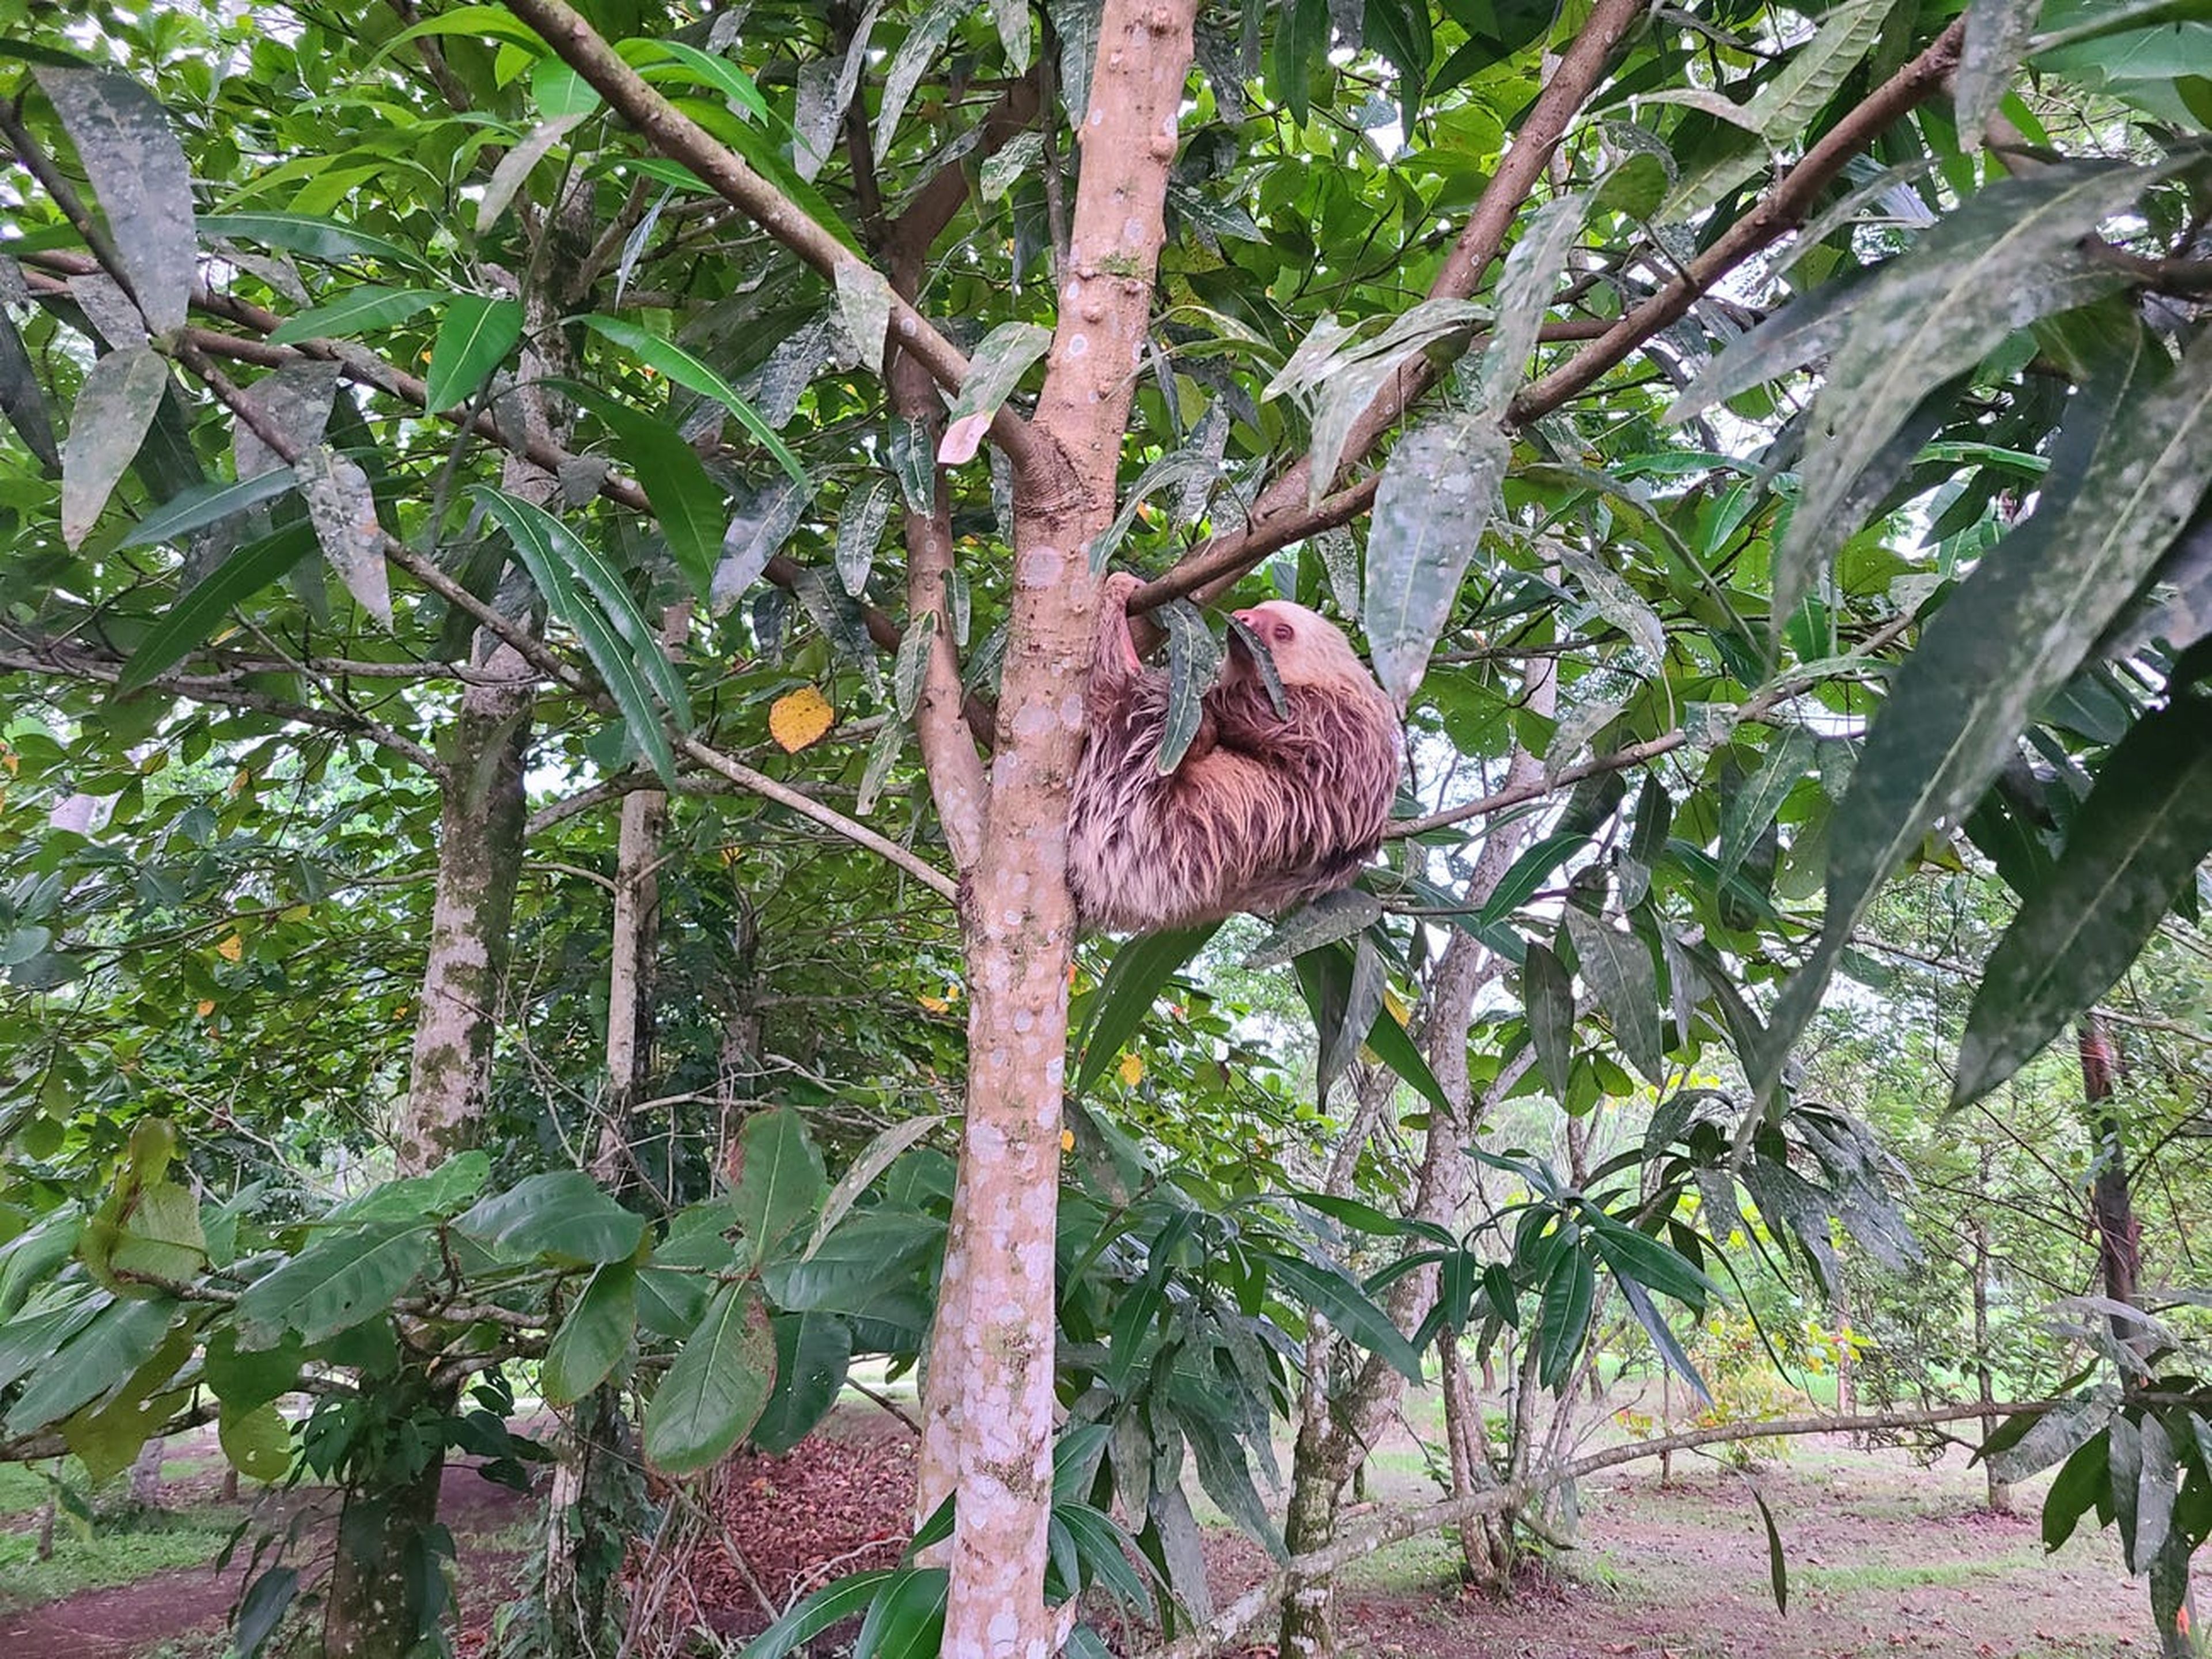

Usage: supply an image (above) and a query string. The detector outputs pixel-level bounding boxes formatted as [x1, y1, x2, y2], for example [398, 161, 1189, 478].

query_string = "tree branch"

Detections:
[497, 0, 1045, 476]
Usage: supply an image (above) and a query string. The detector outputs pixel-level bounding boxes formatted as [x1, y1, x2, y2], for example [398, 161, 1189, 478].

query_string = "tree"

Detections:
[6, 1, 2212, 1654]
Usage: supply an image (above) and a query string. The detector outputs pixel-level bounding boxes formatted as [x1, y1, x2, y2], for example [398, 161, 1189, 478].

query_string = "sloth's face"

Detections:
[1229, 600, 1361, 687]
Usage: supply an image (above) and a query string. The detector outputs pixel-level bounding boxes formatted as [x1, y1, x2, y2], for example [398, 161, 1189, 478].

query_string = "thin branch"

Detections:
[677, 736, 957, 903]
[1389, 608, 1919, 838]
[1143, 1396, 2057, 1659]
[1512, 17, 1968, 421]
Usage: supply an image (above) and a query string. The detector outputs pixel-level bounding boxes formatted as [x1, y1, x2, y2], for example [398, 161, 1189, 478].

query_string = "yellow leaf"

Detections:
[1060, 1130, 1074, 1153]
[196, 1000, 215, 1018]
[1382, 987, 1410, 1026]
[228, 767, 250, 797]
[768, 686, 835, 752]
[1118, 1052, 1145, 1087]
[280, 904, 310, 923]
[215, 934, 243, 963]
[918, 994, 950, 1014]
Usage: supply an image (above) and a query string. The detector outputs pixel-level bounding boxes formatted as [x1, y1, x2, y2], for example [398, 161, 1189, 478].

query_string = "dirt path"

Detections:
[0, 1461, 531, 1659]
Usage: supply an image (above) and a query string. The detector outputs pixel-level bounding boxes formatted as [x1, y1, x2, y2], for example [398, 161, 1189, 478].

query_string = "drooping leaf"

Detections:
[1364, 411, 1509, 706]
[893, 610, 937, 723]
[0, 304, 60, 472]
[296, 444, 391, 626]
[36, 69, 195, 332]
[737, 1570, 897, 1659]
[642, 1280, 775, 1475]
[749, 1312, 853, 1455]
[834, 259, 894, 374]
[1957, 0, 2046, 145]
[1763, 324, 2212, 1096]
[1474, 193, 1586, 416]
[1776, 163, 2142, 620]
[874, 0, 972, 156]
[1523, 941, 1575, 1102]
[476, 486, 688, 781]
[1562, 909, 1664, 1085]
[1956, 692, 2212, 1105]
[62, 344, 169, 547]
[1154, 600, 1222, 773]
[563, 381, 726, 602]
[541, 1262, 639, 1406]
[232, 1566, 300, 1659]
[836, 475, 897, 596]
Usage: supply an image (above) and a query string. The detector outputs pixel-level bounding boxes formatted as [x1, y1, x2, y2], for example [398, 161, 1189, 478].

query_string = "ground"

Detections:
[0, 1403, 2154, 1658]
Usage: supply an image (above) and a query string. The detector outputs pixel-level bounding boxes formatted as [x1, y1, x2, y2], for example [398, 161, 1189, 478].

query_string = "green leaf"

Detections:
[560, 382, 725, 601]
[204, 1325, 305, 1413]
[1155, 600, 1222, 773]
[1478, 831, 1588, 925]
[198, 211, 431, 272]
[1957, 0, 2045, 145]
[804, 1115, 947, 1262]
[643, 1281, 775, 1475]
[454, 1172, 647, 1265]
[1242, 890, 1385, 970]
[218, 1400, 293, 1483]
[1075, 922, 1222, 1094]
[634, 38, 771, 122]
[893, 610, 937, 723]
[1364, 410, 1510, 706]
[851, 1566, 950, 1659]
[1259, 1252, 1423, 1381]
[749, 1312, 852, 1455]
[36, 69, 194, 332]
[0, 302, 60, 472]
[267, 286, 441, 344]
[120, 469, 300, 550]
[1522, 941, 1575, 1102]
[423, 294, 524, 413]
[1561, 909, 1663, 1086]
[737, 1570, 896, 1659]
[1957, 694, 2212, 1105]
[62, 344, 169, 548]
[836, 475, 896, 596]
[118, 529, 312, 696]
[6, 1295, 175, 1436]
[234, 1219, 433, 1346]
[1776, 164, 2142, 622]
[1536, 1246, 1595, 1391]
[1766, 324, 2212, 1096]
[541, 1262, 638, 1407]
[578, 315, 808, 488]
[732, 1108, 827, 1267]
[475, 486, 685, 782]
[232, 1566, 300, 1659]
[1475, 192, 1586, 416]
[1720, 730, 1815, 889]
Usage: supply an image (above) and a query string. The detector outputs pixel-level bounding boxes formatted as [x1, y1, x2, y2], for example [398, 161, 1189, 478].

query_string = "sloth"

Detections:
[1068, 572, 1403, 934]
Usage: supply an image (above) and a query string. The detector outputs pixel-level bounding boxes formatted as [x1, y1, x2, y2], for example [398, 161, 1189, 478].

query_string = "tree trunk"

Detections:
[916, 6, 1196, 1652]
[322, 1427, 452, 1659]
[127, 1437, 165, 1509]
[1971, 1147, 2011, 1514]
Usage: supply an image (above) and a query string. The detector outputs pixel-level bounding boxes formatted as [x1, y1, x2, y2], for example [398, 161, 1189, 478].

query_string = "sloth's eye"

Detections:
[1270, 622, 1295, 644]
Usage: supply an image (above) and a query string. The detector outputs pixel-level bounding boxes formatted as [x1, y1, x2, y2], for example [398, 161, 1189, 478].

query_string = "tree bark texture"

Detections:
[921, 7, 1198, 1652]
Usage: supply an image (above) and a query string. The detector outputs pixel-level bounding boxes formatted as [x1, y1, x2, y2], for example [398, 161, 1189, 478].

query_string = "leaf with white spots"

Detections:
[298, 445, 391, 627]
[834, 260, 894, 374]
[62, 345, 169, 548]
[938, 321, 1049, 465]
[37, 69, 195, 334]
[1363, 411, 1508, 706]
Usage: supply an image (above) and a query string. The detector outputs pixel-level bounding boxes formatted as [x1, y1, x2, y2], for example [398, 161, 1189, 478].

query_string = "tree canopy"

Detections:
[3, 1, 2211, 1656]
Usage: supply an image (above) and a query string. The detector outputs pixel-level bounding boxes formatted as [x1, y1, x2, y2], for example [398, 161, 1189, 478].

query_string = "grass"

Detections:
[0, 1507, 242, 1609]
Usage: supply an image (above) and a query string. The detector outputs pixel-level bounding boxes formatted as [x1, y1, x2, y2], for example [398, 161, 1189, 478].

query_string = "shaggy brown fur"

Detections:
[1069, 573, 1403, 934]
